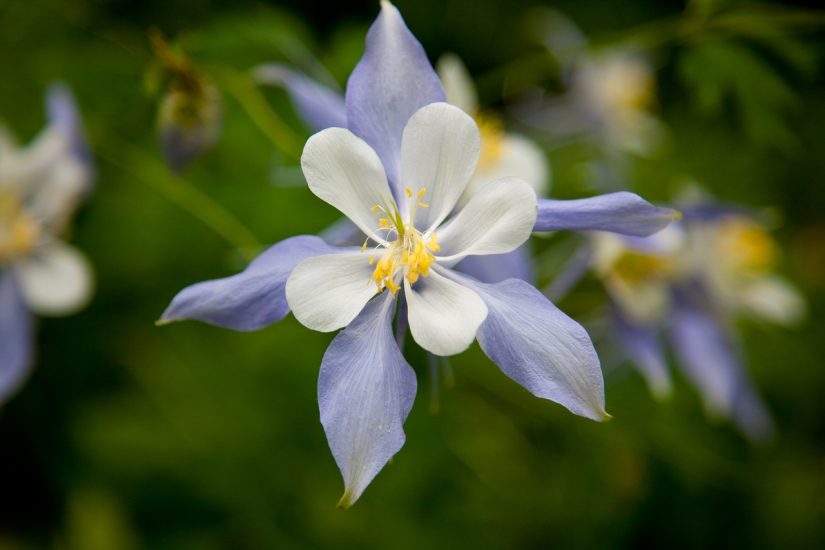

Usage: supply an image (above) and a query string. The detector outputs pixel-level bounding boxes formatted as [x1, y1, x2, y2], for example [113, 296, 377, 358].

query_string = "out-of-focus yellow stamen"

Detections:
[610, 251, 674, 285]
[715, 218, 777, 274]
[0, 192, 40, 265]
[475, 112, 505, 170]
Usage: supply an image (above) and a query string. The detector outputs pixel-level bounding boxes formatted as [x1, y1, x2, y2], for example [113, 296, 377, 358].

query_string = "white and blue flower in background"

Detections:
[161, 1, 678, 506]
[0, 85, 94, 404]
[578, 199, 805, 441]
[513, 8, 663, 188]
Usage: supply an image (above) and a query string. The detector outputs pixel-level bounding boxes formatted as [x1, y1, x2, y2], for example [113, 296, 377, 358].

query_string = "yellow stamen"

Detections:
[715, 218, 777, 274]
[0, 193, 40, 264]
[365, 188, 439, 294]
[475, 112, 505, 170]
[610, 251, 675, 285]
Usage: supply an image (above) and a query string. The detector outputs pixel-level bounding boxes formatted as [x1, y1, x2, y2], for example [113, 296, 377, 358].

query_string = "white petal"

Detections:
[738, 275, 806, 325]
[28, 155, 87, 233]
[435, 177, 537, 264]
[14, 241, 93, 316]
[590, 232, 672, 324]
[285, 252, 378, 332]
[464, 133, 550, 199]
[405, 266, 487, 356]
[436, 53, 479, 114]
[606, 277, 669, 325]
[400, 103, 480, 231]
[301, 128, 394, 243]
[1, 127, 88, 232]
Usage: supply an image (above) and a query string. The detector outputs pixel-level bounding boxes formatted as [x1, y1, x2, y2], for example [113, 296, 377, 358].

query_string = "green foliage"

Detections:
[678, 39, 800, 149]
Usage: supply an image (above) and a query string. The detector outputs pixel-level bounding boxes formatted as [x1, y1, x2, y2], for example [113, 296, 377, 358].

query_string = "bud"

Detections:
[150, 30, 222, 172]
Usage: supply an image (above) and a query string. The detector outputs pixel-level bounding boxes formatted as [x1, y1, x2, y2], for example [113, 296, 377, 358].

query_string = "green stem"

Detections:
[210, 66, 304, 160]
[97, 136, 261, 261]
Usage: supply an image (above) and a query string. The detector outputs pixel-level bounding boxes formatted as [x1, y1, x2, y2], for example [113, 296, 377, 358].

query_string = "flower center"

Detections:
[365, 187, 440, 295]
[715, 219, 777, 274]
[597, 59, 654, 112]
[0, 191, 40, 265]
[610, 250, 675, 285]
[475, 112, 505, 170]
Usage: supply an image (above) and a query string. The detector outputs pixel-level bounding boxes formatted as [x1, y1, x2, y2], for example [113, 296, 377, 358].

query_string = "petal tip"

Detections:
[650, 381, 673, 402]
[336, 490, 357, 509]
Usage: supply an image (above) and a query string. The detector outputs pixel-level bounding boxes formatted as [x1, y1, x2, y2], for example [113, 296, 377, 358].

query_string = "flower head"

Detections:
[162, 1, 681, 507]
[287, 102, 539, 356]
[577, 199, 803, 441]
[0, 85, 94, 404]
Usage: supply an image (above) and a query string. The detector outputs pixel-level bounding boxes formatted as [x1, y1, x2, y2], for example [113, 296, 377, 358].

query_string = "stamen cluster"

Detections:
[0, 192, 39, 264]
[365, 187, 440, 294]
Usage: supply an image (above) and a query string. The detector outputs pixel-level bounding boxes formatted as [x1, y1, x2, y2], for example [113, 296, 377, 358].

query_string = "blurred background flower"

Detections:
[1, 85, 94, 405]
[1, 0, 824, 547]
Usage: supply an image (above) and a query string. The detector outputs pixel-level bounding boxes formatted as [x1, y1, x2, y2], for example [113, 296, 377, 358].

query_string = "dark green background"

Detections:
[1, 0, 823, 547]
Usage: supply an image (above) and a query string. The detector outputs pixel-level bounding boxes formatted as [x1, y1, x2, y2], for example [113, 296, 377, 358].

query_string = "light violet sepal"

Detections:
[254, 63, 347, 131]
[535, 191, 679, 237]
[318, 292, 417, 508]
[160, 236, 342, 331]
[0, 271, 34, 404]
[345, 1, 446, 198]
[669, 297, 774, 441]
[46, 83, 94, 181]
[454, 273, 610, 421]
[455, 245, 536, 285]
[611, 305, 671, 399]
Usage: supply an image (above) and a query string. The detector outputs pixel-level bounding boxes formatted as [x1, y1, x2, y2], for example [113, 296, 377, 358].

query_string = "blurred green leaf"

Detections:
[678, 39, 800, 149]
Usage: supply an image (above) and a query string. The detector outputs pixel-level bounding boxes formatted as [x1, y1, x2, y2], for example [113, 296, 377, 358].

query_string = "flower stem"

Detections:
[209, 66, 304, 160]
[96, 136, 261, 261]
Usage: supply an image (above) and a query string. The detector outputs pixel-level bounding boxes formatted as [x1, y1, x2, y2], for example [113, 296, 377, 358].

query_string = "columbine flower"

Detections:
[163, 99, 611, 507]
[161, 1, 679, 506]
[568, 50, 660, 156]
[521, 48, 661, 156]
[513, 9, 662, 186]
[0, 85, 94, 403]
[579, 201, 804, 441]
